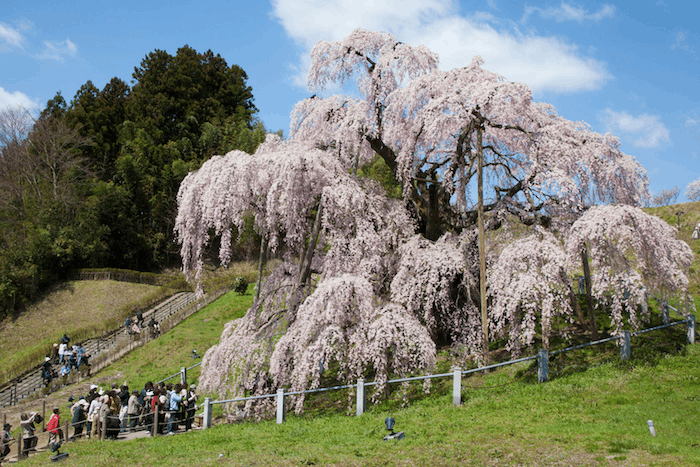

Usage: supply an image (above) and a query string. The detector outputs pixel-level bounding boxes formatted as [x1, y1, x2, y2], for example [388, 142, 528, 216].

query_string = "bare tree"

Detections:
[651, 186, 680, 206]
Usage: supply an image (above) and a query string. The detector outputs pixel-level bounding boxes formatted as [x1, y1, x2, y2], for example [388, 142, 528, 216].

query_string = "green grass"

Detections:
[98, 286, 254, 390]
[16, 341, 700, 466]
[645, 201, 700, 299]
[0, 263, 262, 383]
[5, 205, 700, 465]
[0, 280, 162, 382]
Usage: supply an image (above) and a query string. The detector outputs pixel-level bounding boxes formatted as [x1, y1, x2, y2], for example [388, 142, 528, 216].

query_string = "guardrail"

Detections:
[198, 314, 696, 428]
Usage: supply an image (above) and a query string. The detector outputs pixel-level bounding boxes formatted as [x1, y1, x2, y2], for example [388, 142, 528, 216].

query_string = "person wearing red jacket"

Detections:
[46, 407, 64, 449]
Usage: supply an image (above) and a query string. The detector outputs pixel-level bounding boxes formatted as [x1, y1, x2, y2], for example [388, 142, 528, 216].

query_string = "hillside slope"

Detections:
[0, 280, 160, 382]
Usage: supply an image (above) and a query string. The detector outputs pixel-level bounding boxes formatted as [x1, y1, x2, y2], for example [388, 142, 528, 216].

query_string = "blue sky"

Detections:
[2, 0, 698, 201]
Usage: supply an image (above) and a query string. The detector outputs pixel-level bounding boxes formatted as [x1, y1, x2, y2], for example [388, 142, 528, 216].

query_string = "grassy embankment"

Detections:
[11, 275, 700, 466]
[0, 263, 259, 384]
[14, 323, 700, 466]
[6, 204, 700, 465]
[0, 280, 161, 383]
[645, 201, 700, 310]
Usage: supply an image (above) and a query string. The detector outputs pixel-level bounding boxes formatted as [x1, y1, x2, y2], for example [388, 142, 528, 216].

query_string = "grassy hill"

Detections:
[0, 280, 161, 382]
[14, 326, 700, 466]
[645, 201, 700, 301]
[4, 204, 700, 465]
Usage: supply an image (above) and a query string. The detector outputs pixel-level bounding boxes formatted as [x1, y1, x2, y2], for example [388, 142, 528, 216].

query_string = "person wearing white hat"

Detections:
[71, 398, 89, 439]
[87, 394, 102, 439]
[41, 357, 54, 389]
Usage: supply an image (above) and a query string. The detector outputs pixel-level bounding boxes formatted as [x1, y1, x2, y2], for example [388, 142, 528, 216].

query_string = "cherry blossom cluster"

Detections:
[566, 204, 694, 335]
[175, 29, 693, 420]
[686, 178, 700, 202]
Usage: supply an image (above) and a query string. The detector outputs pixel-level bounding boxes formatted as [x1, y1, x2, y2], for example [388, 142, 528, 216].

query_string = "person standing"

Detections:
[20, 412, 38, 457]
[87, 393, 102, 439]
[46, 407, 63, 450]
[58, 342, 67, 364]
[184, 384, 198, 431]
[41, 357, 54, 388]
[0, 423, 13, 461]
[106, 390, 120, 439]
[71, 398, 88, 439]
[118, 385, 130, 432]
[127, 390, 142, 431]
[166, 384, 182, 434]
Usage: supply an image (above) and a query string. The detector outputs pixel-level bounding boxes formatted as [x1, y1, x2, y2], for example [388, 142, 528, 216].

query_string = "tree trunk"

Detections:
[561, 269, 585, 326]
[255, 235, 268, 302]
[298, 198, 324, 287]
[580, 246, 598, 339]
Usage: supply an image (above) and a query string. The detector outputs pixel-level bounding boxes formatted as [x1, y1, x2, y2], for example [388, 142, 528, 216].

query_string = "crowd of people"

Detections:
[125, 312, 161, 338]
[1, 312, 192, 464]
[1, 380, 199, 462]
[41, 317, 161, 392]
[41, 333, 91, 390]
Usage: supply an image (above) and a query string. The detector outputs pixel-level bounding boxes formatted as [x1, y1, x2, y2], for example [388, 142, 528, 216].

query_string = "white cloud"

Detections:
[272, 0, 610, 94]
[524, 2, 615, 23]
[602, 109, 671, 148]
[0, 22, 25, 50]
[671, 31, 693, 53]
[0, 87, 40, 109]
[35, 38, 78, 62]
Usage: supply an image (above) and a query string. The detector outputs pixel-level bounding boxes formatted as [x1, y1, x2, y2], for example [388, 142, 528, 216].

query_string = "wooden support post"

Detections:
[356, 379, 365, 417]
[152, 405, 159, 437]
[661, 299, 670, 325]
[538, 349, 549, 383]
[202, 397, 212, 430]
[276, 389, 285, 424]
[620, 331, 631, 360]
[452, 367, 462, 406]
[688, 314, 696, 345]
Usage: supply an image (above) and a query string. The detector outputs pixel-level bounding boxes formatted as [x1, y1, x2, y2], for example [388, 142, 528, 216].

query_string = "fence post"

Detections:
[620, 331, 631, 360]
[661, 299, 670, 325]
[202, 397, 212, 430]
[688, 314, 696, 345]
[276, 389, 285, 424]
[180, 367, 187, 385]
[537, 349, 549, 383]
[356, 379, 365, 417]
[452, 367, 462, 406]
[152, 405, 159, 436]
